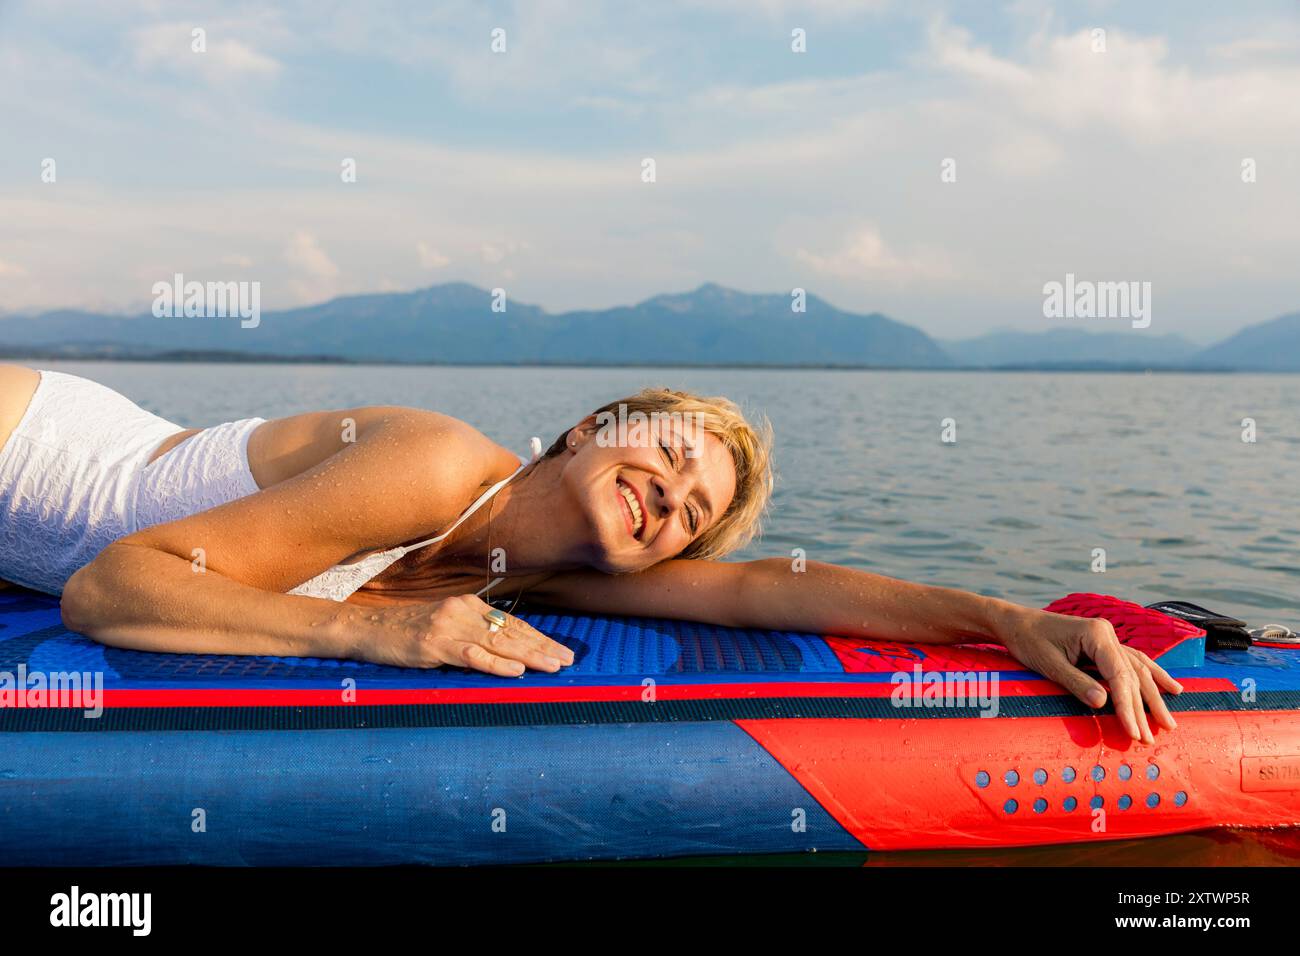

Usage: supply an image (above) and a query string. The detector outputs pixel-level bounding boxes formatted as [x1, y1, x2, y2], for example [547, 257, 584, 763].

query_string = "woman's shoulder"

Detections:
[249, 404, 518, 490]
[362, 406, 521, 482]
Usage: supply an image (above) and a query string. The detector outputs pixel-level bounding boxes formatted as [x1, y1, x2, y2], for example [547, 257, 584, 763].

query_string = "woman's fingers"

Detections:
[1034, 645, 1109, 711]
[1130, 677, 1154, 744]
[1079, 621, 1196, 743]
[495, 612, 576, 667]
[1004, 609, 1182, 744]
[1126, 647, 1179, 732]
[1136, 649, 1183, 696]
[482, 622, 572, 673]
[457, 641, 527, 677]
[1079, 621, 1149, 741]
[436, 595, 574, 674]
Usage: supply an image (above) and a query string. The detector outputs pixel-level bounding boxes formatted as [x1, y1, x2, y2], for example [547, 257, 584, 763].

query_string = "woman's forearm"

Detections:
[61, 542, 362, 658]
[63, 541, 576, 675]
[738, 557, 1024, 644]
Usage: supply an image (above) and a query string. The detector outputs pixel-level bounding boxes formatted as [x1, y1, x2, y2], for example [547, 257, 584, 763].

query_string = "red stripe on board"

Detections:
[80, 676, 1238, 709]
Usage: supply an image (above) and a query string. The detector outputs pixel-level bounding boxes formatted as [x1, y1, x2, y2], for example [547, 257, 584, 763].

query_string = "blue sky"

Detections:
[2, 0, 1299, 341]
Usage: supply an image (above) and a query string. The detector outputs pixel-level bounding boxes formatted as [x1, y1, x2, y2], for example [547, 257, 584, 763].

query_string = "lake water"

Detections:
[46, 361, 1300, 623]
[33, 361, 1300, 865]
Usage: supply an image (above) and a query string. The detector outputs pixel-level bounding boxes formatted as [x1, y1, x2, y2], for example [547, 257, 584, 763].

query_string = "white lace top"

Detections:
[0, 368, 542, 601]
[0, 371, 192, 595]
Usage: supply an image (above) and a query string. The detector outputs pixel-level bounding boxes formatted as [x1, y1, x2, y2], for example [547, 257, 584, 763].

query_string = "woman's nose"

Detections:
[652, 478, 681, 515]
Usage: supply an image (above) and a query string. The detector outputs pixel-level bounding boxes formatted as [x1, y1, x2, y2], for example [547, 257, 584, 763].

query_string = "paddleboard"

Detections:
[1, 589, 1297, 865]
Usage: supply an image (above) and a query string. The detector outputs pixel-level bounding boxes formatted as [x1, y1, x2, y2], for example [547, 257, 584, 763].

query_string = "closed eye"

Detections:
[660, 441, 698, 534]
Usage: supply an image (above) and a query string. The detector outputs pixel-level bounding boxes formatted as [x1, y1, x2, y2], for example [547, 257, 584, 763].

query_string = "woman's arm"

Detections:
[61, 409, 573, 675]
[532, 557, 1181, 742]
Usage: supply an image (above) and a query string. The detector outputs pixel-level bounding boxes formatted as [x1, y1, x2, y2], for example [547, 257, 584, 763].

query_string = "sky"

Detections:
[2, 0, 1299, 343]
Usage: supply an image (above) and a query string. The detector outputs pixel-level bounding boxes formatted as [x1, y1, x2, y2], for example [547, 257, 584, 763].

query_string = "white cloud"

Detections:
[687, 0, 893, 18]
[925, 20, 1300, 143]
[416, 242, 450, 269]
[795, 227, 957, 282]
[209, 39, 281, 75]
[480, 241, 526, 265]
[1209, 33, 1300, 60]
[285, 232, 338, 280]
[926, 20, 1036, 88]
[987, 130, 1065, 177]
[283, 232, 340, 302]
[131, 22, 281, 80]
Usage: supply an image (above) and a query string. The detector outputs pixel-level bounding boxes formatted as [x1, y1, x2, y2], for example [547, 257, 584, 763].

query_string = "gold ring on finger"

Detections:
[483, 608, 509, 633]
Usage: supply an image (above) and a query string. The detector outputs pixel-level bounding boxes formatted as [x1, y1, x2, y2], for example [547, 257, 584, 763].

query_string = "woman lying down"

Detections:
[0, 365, 1179, 743]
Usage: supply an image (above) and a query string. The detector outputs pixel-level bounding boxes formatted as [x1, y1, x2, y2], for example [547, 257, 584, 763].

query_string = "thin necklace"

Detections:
[484, 476, 524, 614]
[485, 491, 496, 598]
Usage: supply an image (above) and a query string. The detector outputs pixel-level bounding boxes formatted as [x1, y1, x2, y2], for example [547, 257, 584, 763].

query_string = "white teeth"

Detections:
[618, 480, 644, 536]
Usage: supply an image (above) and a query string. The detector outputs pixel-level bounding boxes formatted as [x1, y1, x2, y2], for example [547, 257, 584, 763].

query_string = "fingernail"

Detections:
[544, 655, 565, 670]
[1086, 689, 1106, 708]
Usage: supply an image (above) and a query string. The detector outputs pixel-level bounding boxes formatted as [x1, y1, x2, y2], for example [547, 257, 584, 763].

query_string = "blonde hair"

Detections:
[545, 387, 774, 560]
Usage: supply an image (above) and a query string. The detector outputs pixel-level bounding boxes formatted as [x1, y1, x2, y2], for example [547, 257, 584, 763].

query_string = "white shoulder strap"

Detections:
[395, 437, 543, 557]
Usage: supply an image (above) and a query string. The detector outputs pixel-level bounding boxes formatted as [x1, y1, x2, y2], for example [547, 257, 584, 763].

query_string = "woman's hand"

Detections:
[995, 606, 1183, 743]
[358, 594, 575, 676]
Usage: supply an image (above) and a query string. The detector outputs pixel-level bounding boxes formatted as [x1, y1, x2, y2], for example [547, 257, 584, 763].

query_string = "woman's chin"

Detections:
[588, 546, 656, 575]
[592, 556, 638, 575]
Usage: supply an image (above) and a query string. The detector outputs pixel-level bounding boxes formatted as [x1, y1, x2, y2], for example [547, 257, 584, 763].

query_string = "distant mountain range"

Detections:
[0, 283, 1296, 370]
[948, 311, 1298, 370]
[1193, 312, 1300, 371]
[939, 328, 1202, 368]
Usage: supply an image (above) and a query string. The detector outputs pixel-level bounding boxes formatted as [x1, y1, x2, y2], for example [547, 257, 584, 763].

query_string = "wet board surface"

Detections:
[1, 589, 1298, 865]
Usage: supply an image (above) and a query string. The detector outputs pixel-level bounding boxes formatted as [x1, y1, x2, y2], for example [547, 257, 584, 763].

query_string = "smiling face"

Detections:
[557, 415, 738, 572]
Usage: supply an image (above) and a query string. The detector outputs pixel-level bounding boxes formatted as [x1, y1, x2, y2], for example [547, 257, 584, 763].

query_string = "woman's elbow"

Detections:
[61, 561, 107, 635]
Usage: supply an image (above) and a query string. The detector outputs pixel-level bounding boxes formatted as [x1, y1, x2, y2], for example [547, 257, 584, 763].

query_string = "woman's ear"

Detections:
[566, 414, 601, 452]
